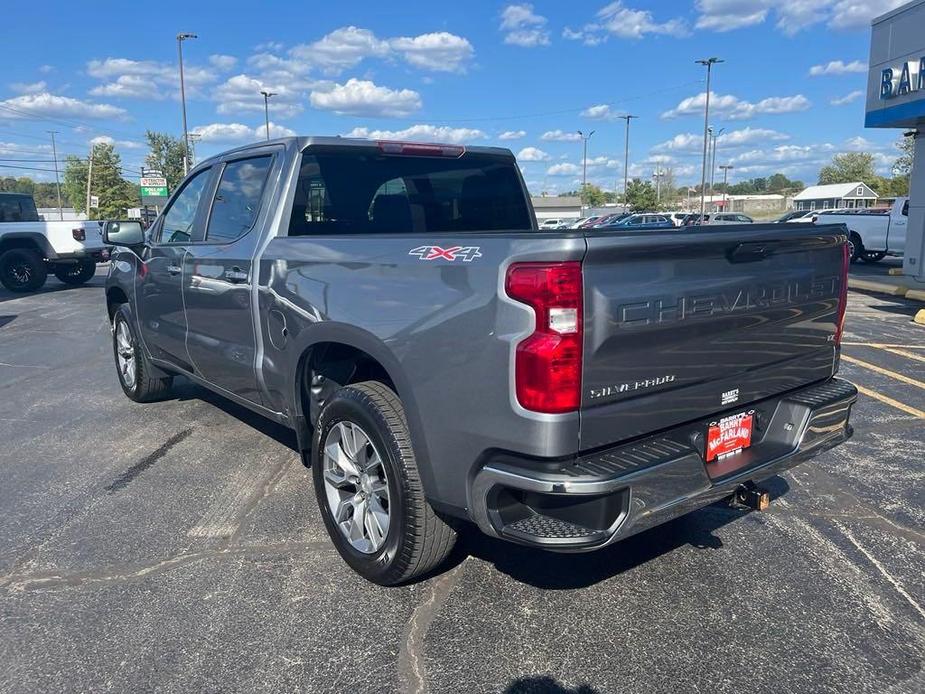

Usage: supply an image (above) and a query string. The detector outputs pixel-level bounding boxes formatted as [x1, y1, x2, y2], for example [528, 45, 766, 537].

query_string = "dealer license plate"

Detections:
[706, 411, 754, 462]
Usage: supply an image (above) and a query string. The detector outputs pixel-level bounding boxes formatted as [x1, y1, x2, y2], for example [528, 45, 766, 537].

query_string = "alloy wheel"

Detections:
[115, 320, 136, 389]
[321, 421, 391, 554]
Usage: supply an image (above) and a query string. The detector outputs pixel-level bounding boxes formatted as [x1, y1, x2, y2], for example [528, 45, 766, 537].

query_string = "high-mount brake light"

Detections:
[376, 141, 465, 158]
[834, 239, 850, 346]
[505, 262, 583, 414]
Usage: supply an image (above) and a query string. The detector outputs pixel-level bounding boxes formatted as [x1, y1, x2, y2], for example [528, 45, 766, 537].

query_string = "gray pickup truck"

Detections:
[104, 137, 857, 585]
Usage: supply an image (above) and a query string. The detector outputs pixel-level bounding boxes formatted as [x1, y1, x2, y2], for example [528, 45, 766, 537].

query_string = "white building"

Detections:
[530, 196, 582, 221]
[792, 182, 878, 211]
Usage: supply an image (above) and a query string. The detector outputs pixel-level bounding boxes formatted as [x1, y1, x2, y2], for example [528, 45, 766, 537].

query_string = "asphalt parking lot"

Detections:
[1, 267, 923, 694]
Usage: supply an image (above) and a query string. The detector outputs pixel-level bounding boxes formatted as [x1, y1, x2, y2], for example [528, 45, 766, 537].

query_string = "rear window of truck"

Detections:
[287, 149, 532, 235]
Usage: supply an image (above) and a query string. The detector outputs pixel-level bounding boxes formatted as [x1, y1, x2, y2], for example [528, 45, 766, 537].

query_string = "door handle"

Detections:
[224, 267, 248, 283]
[167, 264, 182, 275]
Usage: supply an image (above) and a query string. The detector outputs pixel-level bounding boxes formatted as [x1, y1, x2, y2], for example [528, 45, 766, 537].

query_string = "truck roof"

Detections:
[196, 136, 516, 167]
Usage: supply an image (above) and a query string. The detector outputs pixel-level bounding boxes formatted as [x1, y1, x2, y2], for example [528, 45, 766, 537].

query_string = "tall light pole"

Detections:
[710, 127, 724, 207]
[177, 32, 197, 176]
[617, 114, 637, 210]
[577, 129, 595, 214]
[719, 164, 734, 211]
[260, 90, 277, 141]
[696, 57, 723, 222]
[47, 130, 62, 220]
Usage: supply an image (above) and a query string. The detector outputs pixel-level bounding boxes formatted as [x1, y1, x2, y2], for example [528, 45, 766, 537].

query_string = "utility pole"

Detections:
[577, 129, 595, 214]
[177, 32, 197, 176]
[696, 57, 723, 223]
[653, 164, 662, 204]
[719, 164, 734, 212]
[710, 127, 724, 208]
[85, 146, 94, 217]
[260, 90, 277, 141]
[617, 115, 637, 211]
[48, 131, 63, 220]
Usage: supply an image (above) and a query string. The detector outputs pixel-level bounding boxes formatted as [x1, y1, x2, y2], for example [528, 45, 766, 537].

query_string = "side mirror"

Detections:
[103, 220, 145, 246]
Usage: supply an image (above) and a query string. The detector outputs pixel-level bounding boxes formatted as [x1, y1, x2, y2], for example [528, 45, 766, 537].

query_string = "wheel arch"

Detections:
[0, 233, 54, 259]
[106, 286, 129, 321]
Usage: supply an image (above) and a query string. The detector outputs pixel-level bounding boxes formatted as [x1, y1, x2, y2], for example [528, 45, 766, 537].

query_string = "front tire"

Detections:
[312, 381, 456, 585]
[54, 259, 96, 285]
[112, 304, 173, 402]
[848, 232, 864, 264]
[0, 248, 47, 292]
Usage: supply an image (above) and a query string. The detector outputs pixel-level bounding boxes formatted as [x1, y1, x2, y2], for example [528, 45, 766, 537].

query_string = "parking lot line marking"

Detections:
[855, 385, 925, 419]
[876, 347, 925, 363]
[842, 342, 925, 350]
[841, 355, 925, 390]
[834, 522, 925, 621]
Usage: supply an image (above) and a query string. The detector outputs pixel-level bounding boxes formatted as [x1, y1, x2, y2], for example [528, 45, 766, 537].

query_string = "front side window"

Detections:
[288, 148, 531, 236]
[206, 156, 273, 243]
[160, 168, 211, 244]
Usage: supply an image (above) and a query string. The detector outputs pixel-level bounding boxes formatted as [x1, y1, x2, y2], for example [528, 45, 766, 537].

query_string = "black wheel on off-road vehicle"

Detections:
[312, 381, 457, 585]
[0, 248, 47, 292]
[54, 259, 96, 285]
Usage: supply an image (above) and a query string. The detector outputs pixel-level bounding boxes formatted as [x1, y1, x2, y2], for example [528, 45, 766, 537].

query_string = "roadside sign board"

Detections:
[140, 176, 169, 198]
[89, 195, 99, 208]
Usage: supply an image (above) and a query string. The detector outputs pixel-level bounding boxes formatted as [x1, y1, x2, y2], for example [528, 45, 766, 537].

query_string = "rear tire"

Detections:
[54, 259, 96, 285]
[848, 232, 864, 264]
[0, 248, 47, 292]
[312, 381, 456, 585]
[861, 251, 887, 263]
[112, 304, 173, 402]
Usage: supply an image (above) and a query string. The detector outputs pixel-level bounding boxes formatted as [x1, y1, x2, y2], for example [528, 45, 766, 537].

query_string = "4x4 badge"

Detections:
[409, 245, 482, 262]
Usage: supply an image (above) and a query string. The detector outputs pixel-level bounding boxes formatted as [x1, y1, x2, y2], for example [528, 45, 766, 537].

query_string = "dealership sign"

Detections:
[880, 57, 925, 99]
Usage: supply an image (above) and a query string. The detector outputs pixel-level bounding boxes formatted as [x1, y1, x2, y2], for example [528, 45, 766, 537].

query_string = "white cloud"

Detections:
[809, 59, 866, 76]
[547, 162, 581, 175]
[38, 65, 54, 74]
[661, 91, 811, 120]
[0, 140, 51, 156]
[212, 74, 303, 118]
[87, 57, 216, 99]
[831, 90, 864, 106]
[0, 92, 126, 121]
[653, 126, 791, 152]
[500, 4, 551, 47]
[343, 124, 487, 144]
[310, 79, 421, 117]
[594, 1, 688, 38]
[581, 104, 623, 120]
[10, 81, 47, 95]
[498, 130, 526, 140]
[541, 129, 582, 142]
[209, 54, 238, 71]
[517, 146, 551, 161]
[391, 32, 474, 72]
[287, 26, 473, 74]
[191, 121, 295, 144]
[694, 0, 907, 35]
[90, 135, 143, 149]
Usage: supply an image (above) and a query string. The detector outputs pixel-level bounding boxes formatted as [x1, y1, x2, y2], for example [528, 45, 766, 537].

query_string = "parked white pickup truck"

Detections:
[815, 197, 909, 263]
[0, 192, 108, 292]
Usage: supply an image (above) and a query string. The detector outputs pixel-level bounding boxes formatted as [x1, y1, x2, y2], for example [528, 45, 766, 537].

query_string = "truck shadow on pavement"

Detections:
[454, 475, 791, 590]
[503, 675, 600, 693]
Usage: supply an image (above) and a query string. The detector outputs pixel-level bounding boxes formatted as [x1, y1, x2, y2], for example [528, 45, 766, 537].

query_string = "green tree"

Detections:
[624, 178, 657, 212]
[144, 130, 188, 191]
[818, 152, 877, 187]
[63, 142, 138, 218]
[580, 183, 607, 208]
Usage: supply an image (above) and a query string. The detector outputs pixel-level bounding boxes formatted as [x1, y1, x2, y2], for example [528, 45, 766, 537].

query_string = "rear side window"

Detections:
[0, 195, 38, 222]
[206, 156, 273, 243]
[160, 167, 211, 244]
[288, 149, 531, 235]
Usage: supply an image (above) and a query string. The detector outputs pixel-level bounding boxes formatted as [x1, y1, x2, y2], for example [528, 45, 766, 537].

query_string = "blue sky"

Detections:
[0, 0, 910, 194]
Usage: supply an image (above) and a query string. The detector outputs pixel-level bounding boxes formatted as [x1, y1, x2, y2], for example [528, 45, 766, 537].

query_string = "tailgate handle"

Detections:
[728, 242, 777, 263]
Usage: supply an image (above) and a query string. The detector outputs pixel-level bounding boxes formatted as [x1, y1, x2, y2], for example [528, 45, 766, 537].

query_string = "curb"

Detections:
[847, 277, 911, 297]
[907, 289, 925, 302]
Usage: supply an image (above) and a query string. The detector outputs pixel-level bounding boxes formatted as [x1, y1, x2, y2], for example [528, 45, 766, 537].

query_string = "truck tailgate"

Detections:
[580, 224, 847, 450]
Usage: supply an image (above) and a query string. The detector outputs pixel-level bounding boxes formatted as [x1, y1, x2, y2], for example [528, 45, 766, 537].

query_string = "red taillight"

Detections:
[376, 140, 465, 158]
[505, 262, 582, 414]
[72, 228, 86, 241]
[834, 239, 850, 346]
